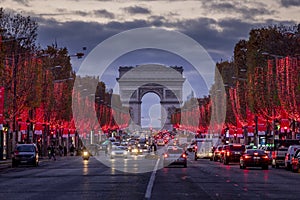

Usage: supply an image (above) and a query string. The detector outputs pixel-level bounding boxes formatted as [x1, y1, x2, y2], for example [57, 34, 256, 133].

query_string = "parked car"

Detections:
[272, 147, 288, 168]
[213, 145, 224, 162]
[291, 149, 300, 173]
[12, 144, 39, 167]
[284, 145, 300, 170]
[222, 144, 246, 165]
[240, 149, 269, 170]
[163, 146, 187, 168]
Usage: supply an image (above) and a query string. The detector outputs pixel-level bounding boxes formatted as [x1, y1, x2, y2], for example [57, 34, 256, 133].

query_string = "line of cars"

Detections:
[105, 137, 151, 159]
[211, 144, 269, 170]
[209, 142, 300, 172]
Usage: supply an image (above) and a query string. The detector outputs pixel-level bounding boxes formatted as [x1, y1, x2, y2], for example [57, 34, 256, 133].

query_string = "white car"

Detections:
[285, 145, 300, 170]
[109, 146, 128, 159]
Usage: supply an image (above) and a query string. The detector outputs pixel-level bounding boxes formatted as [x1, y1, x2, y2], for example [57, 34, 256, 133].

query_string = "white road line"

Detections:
[145, 158, 160, 199]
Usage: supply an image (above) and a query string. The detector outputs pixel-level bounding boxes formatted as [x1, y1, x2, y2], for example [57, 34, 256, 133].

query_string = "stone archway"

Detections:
[117, 64, 185, 130]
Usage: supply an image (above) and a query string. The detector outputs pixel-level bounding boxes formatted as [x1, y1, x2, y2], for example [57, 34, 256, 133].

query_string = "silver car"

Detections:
[163, 146, 187, 168]
[109, 146, 128, 159]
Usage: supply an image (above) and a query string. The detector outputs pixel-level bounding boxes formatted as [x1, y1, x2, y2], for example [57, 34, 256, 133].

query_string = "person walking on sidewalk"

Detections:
[49, 143, 56, 161]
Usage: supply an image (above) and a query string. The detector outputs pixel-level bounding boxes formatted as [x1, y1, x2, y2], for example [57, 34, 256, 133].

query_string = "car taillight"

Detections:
[182, 153, 187, 158]
[244, 155, 251, 159]
[226, 151, 230, 156]
[164, 154, 168, 158]
[262, 155, 269, 159]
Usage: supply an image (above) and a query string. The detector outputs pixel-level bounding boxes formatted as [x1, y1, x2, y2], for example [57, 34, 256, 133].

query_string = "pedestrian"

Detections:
[49, 143, 56, 161]
[64, 146, 67, 156]
[70, 144, 75, 156]
[58, 145, 63, 156]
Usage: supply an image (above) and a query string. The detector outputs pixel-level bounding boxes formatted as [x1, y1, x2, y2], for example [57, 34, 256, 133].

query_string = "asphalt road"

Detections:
[1, 153, 300, 200]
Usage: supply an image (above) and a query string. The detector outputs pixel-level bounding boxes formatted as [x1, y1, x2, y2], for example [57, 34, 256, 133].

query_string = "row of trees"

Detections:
[0, 8, 128, 138]
[172, 24, 300, 139]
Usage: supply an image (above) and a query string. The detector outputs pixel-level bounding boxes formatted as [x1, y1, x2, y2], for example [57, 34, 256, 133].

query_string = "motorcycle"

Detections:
[82, 150, 90, 160]
[48, 149, 51, 159]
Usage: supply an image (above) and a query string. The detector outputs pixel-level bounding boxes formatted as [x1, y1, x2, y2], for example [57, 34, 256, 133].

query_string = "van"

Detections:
[194, 138, 213, 160]
[285, 145, 300, 170]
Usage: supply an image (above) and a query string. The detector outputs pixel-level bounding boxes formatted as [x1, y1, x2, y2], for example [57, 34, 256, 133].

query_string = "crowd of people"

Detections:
[47, 143, 76, 160]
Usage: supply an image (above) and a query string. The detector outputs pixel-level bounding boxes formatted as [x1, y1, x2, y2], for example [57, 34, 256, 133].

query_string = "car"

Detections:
[109, 146, 128, 159]
[157, 139, 165, 146]
[240, 149, 269, 170]
[213, 145, 224, 162]
[284, 145, 300, 170]
[137, 138, 149, 152]
[209, 146, 216, 161]
[291, 149, 300, 173]
[272, 147, 288, 168]
[128, 145, 143, 155]
[163, 146, 187, 168]
[12, 144, 39, 167]
[99, 140, 111, 151]
[222, 144, 246, 165]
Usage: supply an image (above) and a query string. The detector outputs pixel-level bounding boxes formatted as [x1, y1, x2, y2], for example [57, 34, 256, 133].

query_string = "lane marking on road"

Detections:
[145, 158, 160, 199]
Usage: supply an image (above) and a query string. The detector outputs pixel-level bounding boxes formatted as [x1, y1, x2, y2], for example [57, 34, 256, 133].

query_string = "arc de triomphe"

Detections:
[117, 64, 185, 130]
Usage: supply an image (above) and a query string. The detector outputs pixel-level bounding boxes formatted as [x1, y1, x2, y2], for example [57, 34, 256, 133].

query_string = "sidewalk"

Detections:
[0, 156, 74, 170]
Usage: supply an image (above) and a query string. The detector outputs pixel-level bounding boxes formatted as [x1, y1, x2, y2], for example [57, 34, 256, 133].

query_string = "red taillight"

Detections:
[262, 155, 269, 159]
[244, 155, 251, 159]
[272, 151, 276, 158]
[226, 151, 230, 156]
[164, 153, 168, 158]
[254, 152, 258, 156]
[182, 153, 187, 158]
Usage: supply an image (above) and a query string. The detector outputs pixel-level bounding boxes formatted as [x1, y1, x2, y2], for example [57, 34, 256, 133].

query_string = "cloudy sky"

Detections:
[2, 0, 299, 61]
[2, 0, 299, 127]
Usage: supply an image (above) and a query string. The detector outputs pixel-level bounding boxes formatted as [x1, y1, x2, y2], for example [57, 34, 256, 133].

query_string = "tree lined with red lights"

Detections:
[171, 24, 300, 138]
[0, 8, 130, 140]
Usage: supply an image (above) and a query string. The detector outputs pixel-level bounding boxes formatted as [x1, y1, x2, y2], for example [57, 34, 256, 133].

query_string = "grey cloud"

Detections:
[280, 0, 300, 7]
[35, 12, 297, 67]
[202, 1, 275, 20]
[12, 0, 29, 6]
[123, 6, 151, 15]
[74, 10, 89, 17]
[93, 9, 115, 19]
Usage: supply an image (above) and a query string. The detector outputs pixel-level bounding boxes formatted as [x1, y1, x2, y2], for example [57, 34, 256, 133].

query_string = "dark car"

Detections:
[223, 144, 246, 165]
[291, 149, 300, 173]
[240, 149, 269, 170]
[163, 146, 187, 168]
[12, 144, 39, 167]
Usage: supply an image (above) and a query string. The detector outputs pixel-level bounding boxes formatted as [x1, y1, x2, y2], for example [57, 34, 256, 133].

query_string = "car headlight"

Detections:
[112, 152, 116, 155]
[83, 151, 89, 156]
